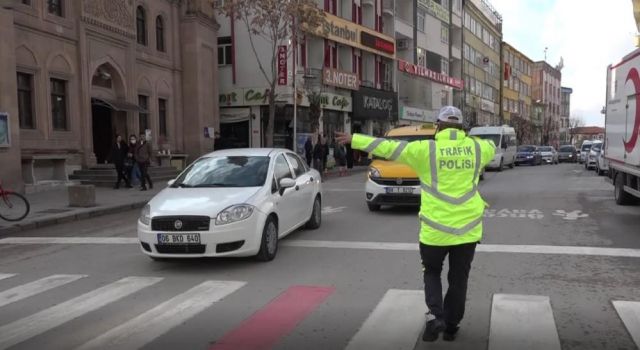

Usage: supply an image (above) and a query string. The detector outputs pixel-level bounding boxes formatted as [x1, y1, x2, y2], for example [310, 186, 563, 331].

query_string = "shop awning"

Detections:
[91, 97, 147, 113]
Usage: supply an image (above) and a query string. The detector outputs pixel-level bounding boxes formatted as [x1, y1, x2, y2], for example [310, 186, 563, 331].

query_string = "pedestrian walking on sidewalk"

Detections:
[304, 137, 313, 167]
[333, 141, 347, 176]
[336, 106, 496, 343]
[135, 132, 153, 191]
[312, 135, 326, 181]
[126, 135, 139, 187]
[109, 135, 131, 189]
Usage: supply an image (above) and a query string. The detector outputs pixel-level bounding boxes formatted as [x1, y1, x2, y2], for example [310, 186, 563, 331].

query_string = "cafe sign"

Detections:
[323, 68, 359, 90]
[300, 92, 352, 112]
[398, 59, 464, 90]
[309, 11, 395, 59]
[219, 88, 276, 106]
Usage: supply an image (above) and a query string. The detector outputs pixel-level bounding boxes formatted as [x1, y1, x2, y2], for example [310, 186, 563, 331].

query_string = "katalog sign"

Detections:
[352, 87, 398, 120]
[277, 46, 287, 86]
[323, 68, 359, 90]
[397, 59, 464, 90]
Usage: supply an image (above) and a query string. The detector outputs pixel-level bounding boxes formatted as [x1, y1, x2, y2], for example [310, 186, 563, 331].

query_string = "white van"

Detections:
[469, 125, 517, 171]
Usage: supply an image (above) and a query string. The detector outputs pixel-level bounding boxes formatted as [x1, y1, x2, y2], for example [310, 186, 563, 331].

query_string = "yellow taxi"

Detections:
[365, 124, 437, 211]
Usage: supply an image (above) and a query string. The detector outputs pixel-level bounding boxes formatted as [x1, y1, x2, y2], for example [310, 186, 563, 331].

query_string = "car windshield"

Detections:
[518, 146, 536, 152]
[171, 156, 270, 188]
[474, 134, 501, 147]
[592, 143, 602, 152]
[581, 144, 593, 152]
[559, 146, 574, 152]
[539, 147, 553, 152]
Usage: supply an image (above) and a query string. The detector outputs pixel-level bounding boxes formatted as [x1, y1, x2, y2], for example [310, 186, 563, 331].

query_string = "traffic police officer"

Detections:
[336, 106, 495, 342]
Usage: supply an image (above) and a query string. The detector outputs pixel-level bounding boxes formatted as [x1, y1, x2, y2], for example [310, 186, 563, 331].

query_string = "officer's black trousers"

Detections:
[420, 242, 477, 327]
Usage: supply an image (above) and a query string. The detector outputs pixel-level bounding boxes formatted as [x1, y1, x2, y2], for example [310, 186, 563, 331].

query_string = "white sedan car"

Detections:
[138, 148, 322, 262]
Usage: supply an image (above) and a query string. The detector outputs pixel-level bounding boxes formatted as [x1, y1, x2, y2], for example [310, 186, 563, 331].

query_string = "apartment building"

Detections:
[501, 42, 533, 125]
[560, 86, 572, 144]
[394, 0, 464, 124]
[0, 0, 219, 191]
[217, 0, 398, 149]
[532, 61, 562, 146]
[461, 0, 502, 127]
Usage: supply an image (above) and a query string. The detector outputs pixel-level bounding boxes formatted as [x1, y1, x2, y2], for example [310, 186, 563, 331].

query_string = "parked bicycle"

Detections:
[0, 181, 30, 221]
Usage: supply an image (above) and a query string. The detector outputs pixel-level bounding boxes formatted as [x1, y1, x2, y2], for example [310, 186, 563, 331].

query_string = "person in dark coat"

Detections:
[313, 135, 326, 181]
[322, 136, 330, 173]
[346, 142, 354, 169]
[135, 132, 153, 191]
[333, 141, 347, 176]
[110, 135, 131, 189]
[304, 137, 313, 166]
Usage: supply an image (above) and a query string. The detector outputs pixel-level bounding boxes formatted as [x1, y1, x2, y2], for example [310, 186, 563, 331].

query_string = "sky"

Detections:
[490, 0, 638, 126]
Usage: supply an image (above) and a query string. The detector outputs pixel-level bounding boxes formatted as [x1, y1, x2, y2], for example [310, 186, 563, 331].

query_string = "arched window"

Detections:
[136, 6, 147, 45]
[156, 16, 165, 52]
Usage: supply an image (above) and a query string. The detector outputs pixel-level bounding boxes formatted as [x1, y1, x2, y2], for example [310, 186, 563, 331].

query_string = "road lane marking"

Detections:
[0, 274, 86, 308]
[210, 285, 334, 350]
[613, 300, 640, 348]
[489, 294, 561, 350]
[0, 274, 16, 281]
[322, 206, 347, 214]
[346, 289, 424, 350]
[3, 237, 640, 258]
[76, 280, 246, 350]
[0, 276, 162, 350]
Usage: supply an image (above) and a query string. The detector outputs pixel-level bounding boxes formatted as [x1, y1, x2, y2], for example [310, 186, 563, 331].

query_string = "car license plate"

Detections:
[385, 187, 414, 194]
[157, 233, 201, 245]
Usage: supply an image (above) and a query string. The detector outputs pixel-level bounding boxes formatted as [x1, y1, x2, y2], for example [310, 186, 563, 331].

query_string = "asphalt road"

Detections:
[1, 163, 639, 350]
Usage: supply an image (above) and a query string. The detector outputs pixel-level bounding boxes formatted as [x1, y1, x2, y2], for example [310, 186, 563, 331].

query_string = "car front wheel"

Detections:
[305, 196, 322, 230]
[256, 217, 278, 262]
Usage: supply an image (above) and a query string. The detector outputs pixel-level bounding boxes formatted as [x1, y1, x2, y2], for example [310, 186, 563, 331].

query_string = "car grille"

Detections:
[151, 216, 211, 232]
[372, 178, 420, 186]
[155, 244, 206, 254]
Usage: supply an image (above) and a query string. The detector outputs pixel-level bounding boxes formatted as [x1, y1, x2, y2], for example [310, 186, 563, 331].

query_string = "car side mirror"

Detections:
[167, 179, 175, 187]
[279, 178, 296, 195]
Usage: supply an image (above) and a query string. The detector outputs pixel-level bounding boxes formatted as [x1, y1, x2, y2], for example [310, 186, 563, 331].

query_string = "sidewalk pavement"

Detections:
[0, 166, 367, 235]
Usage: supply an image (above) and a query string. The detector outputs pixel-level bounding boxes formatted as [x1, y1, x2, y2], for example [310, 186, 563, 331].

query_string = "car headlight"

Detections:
[368, 166, 381, 178]
[216, 204, 254, 225]
[569, 154, 573, 157]
[139, 204, 151, 226]
[526, 155, 533, 158]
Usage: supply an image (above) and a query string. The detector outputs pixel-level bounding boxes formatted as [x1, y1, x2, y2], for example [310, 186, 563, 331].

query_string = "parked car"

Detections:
[595, 142, 609, 176]
[138, 148, 322, 262]
[515, 145, 542, 166]
[579, 140, 594, 164]
[586, 141, 603, 170]
[558, 145, 578, 163]
[538, 146, 559, 164]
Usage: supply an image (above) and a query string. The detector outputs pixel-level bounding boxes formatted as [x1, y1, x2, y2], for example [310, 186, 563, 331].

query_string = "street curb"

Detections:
[0, 200, 148, 236]
[0, 169, 367, 236]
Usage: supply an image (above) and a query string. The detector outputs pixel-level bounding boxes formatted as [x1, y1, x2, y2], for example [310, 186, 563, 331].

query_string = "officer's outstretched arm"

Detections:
[351, 134, 426, 171]
[477, 138, 497, 168]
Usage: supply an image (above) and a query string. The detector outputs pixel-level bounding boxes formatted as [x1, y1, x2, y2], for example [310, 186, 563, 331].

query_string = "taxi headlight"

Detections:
[368, 167, 381, 178]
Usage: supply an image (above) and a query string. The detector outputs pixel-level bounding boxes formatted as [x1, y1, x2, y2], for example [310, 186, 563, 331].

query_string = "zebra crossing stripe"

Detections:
[489, 294, 561, 350]
[0, 274, 16, 281]
[76, 280, 246, 350]
[0, 276, 162, 350]
[0, 274, 86, 308]
[613, 300, 640, 348]
[210, 285, 334, 350]
[345, 289, 425, 350]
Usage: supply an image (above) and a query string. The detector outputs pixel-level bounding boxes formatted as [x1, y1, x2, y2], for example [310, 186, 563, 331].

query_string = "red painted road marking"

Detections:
[210, 285, 334, 350]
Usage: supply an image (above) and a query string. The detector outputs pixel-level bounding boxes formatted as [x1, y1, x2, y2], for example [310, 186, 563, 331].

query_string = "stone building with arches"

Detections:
[0, 0, 219, 191]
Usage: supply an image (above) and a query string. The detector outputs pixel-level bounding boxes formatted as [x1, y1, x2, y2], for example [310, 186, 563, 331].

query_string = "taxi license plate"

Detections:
[157, 233, 201, 245]
[385, 187, 413, 194]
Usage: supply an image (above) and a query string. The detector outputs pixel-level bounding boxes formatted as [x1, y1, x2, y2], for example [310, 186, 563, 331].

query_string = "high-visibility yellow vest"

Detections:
[352, 128, 496, 246]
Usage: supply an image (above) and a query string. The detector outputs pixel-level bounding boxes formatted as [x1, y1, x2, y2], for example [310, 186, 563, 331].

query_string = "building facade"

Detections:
[461, 0, 502, 127]
[501, 42, 532, 125]
[532, 61, 562, 147]
[560, 86, 572, 144]
[394, 0, 463, 125]
[217, 0, 398, 151]
[0, 0, 220, 192]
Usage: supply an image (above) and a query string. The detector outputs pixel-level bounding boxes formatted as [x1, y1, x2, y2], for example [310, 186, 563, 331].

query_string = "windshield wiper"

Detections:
[194, 183, 241, 188]
[176, 183, 193, 188]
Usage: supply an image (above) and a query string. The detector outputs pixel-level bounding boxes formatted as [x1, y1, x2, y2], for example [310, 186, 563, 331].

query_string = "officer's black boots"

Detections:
[442, 324, 460, 341]
[422, 319, 446, 342]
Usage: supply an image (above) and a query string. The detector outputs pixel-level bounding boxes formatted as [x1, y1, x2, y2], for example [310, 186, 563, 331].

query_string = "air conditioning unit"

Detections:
[397, 39, 410, 50]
